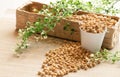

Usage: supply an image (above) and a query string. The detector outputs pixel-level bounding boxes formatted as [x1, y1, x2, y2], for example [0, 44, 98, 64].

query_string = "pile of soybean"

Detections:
[38, 41, 100, 77]
[67, 14, 117, 33]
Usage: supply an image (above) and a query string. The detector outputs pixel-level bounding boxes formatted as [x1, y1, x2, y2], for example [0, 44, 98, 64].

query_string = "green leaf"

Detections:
[35, 22, 40, 27]
[70, 28, 75, 35]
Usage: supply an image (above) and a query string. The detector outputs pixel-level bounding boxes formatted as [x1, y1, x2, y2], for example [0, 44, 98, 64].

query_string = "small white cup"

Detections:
[80, 28, 107, 52]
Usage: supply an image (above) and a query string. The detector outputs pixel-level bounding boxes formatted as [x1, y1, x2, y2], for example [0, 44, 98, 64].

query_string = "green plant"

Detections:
[63, 23, 75, 35]
[91, 49, 120, 63]
[89, 0, 120, 15]
[15, 0, 80, 53]
[15, 0, 120, 53]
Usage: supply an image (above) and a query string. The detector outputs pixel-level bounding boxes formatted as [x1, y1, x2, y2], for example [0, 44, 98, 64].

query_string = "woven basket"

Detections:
[16, 1, 120, 49]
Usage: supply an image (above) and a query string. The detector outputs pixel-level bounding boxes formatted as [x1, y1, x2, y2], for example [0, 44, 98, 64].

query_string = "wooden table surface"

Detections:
[0, 0, 120, 77]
